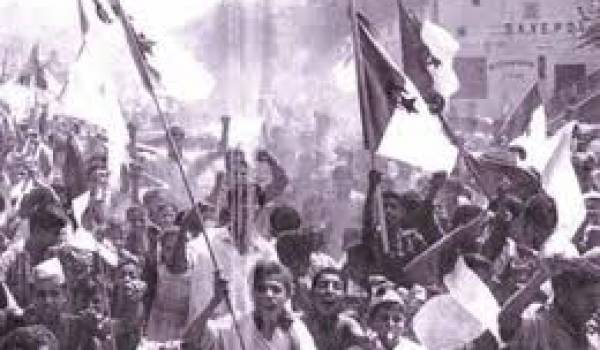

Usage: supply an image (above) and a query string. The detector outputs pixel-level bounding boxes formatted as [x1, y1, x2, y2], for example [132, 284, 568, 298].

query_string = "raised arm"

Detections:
[498, 255, 569, 341]
[181, 272, 228, 349]
[256, 150, 288, 206]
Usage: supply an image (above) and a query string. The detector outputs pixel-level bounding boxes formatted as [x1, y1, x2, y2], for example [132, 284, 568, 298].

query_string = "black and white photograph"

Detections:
[0, 0, 599, 349]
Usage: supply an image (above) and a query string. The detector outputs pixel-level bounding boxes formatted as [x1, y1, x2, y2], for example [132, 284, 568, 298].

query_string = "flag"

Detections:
[77, 0, 90, 37]
[443, 256, 501, 341]
[420, 20, 460, 99]
[497, 83, 542, 144]
[76, 0, 112, 38]
[352, 12, 458, 172]
[16, 44, 47, 90]
[109, 0, 156, 94]
[540, 122, 585, 257]
[63, 135, 87, 200]
[413, 294, 485, 349]
[353, 13, 410, 150]
[510, 104, 549, 170]
[376, 76, 459, 172]
[58, 45, 128, 189]
[398, 0, 459, 111]
[91, 0, 112, 24]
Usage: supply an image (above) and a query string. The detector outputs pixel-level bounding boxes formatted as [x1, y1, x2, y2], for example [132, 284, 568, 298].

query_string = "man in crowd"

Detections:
[503, 250, 600, 349]
[182, 259, 317, 350]
[302, 267, 366, 350]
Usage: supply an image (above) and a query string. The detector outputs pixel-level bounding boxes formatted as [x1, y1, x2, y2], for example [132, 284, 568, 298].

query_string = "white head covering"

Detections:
[33, 257, 65, 285]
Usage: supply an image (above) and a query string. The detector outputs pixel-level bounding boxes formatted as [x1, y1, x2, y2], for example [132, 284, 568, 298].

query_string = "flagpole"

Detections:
[395, 1, 493, 200]
[109, 1, 247, 349]
[57, 40, 88, 102]
[349, 0, 390, 255]
[149, 69, 248, 350]
[435, 110, 493, 200]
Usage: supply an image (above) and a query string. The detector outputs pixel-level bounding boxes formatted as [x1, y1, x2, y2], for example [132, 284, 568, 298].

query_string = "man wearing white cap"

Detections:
[349, 286, 424, 350]
[10, 257, 111, 350]
[17, 258, 71, 348]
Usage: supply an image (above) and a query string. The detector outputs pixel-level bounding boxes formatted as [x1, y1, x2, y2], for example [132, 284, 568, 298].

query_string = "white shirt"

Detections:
[187, 227, 278, 325]
[205, 313, 317, 350]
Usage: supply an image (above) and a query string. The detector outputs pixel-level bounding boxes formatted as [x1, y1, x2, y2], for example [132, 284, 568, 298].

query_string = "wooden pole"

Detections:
[109, 0, 247, 347]
[349, 0, 390, 254]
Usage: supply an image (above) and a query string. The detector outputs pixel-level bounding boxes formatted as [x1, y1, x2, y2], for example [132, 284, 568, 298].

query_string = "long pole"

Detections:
[109, 1, 247, 348]
[395, 1, 492, 200]
[148, 93, 247, 350]
[349, 0, 390, 254]
[435, 110, 493, 200]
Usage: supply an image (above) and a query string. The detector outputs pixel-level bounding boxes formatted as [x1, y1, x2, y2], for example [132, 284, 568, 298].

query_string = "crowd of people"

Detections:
[0, 99, 598, 350]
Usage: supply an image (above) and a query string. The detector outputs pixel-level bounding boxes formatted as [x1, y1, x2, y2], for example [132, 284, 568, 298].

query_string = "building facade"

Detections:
[433, 0, 600, 137]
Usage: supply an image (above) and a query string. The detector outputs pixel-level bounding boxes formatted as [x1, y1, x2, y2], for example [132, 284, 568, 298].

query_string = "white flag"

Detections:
[443, 256, 501, 341]
[421, 20, 460, 99]
[376, 76, 458, 173]
[541, 122, 585, 257]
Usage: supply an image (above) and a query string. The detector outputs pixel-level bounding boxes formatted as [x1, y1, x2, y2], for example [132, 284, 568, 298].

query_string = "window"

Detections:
[453, 57, 488, 99]
[523, 2, 540, 19]
[472, 0, 481, 6]
[538, 55, 546, 80]
[457, 26, 467, 37]
[555, 64, 586, 93]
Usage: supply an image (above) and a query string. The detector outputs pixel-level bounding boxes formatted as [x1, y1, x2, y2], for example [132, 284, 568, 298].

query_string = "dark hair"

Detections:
[252, 260, 293, 296]
[525, 193, 557, 231]
[311, 267, 348, 292]
[169, 125, 185, 137]
[382, 190, 422, 213]
[275, 234, 312, 274]
[126, 206, 147, 221]
[0, 325, 59, 350]
[451, 204, 483, 229]
[524, 193, 557, 249]
[160, 227, 188, 273]
[552, 271, 600, 297]
[269, 206, 301, 234]
[142, 189, 162, 206]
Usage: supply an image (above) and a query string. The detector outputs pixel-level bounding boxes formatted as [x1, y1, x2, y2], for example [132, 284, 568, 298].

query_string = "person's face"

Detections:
[157, 205, 176, 228]
[312, 273, 345, 317]
[383, 197, 406, 229]
[108, 225, 125, 248]
[34, 280, 66, 320]
[26, 130, 39, 146]
[160, 234, 179, 262]
[146, 199, 162, 224]
[128, 213, 146, 230]
[89, 293, 105, 314]
[253, 278, 288, 322]
[91, 169, 109, 188]
[371, 303, 406, 349]
[118, 263, 140, 283]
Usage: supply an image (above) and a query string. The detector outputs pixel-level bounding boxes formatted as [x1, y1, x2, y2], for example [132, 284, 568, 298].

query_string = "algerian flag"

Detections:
[376, 75, 458, 173]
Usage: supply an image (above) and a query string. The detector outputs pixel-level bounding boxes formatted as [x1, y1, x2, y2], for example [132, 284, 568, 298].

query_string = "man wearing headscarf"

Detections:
[502, 250, 600, 349]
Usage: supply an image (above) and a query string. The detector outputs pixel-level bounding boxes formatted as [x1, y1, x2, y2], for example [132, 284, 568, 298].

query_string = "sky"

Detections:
[0, 0, 221, 102]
